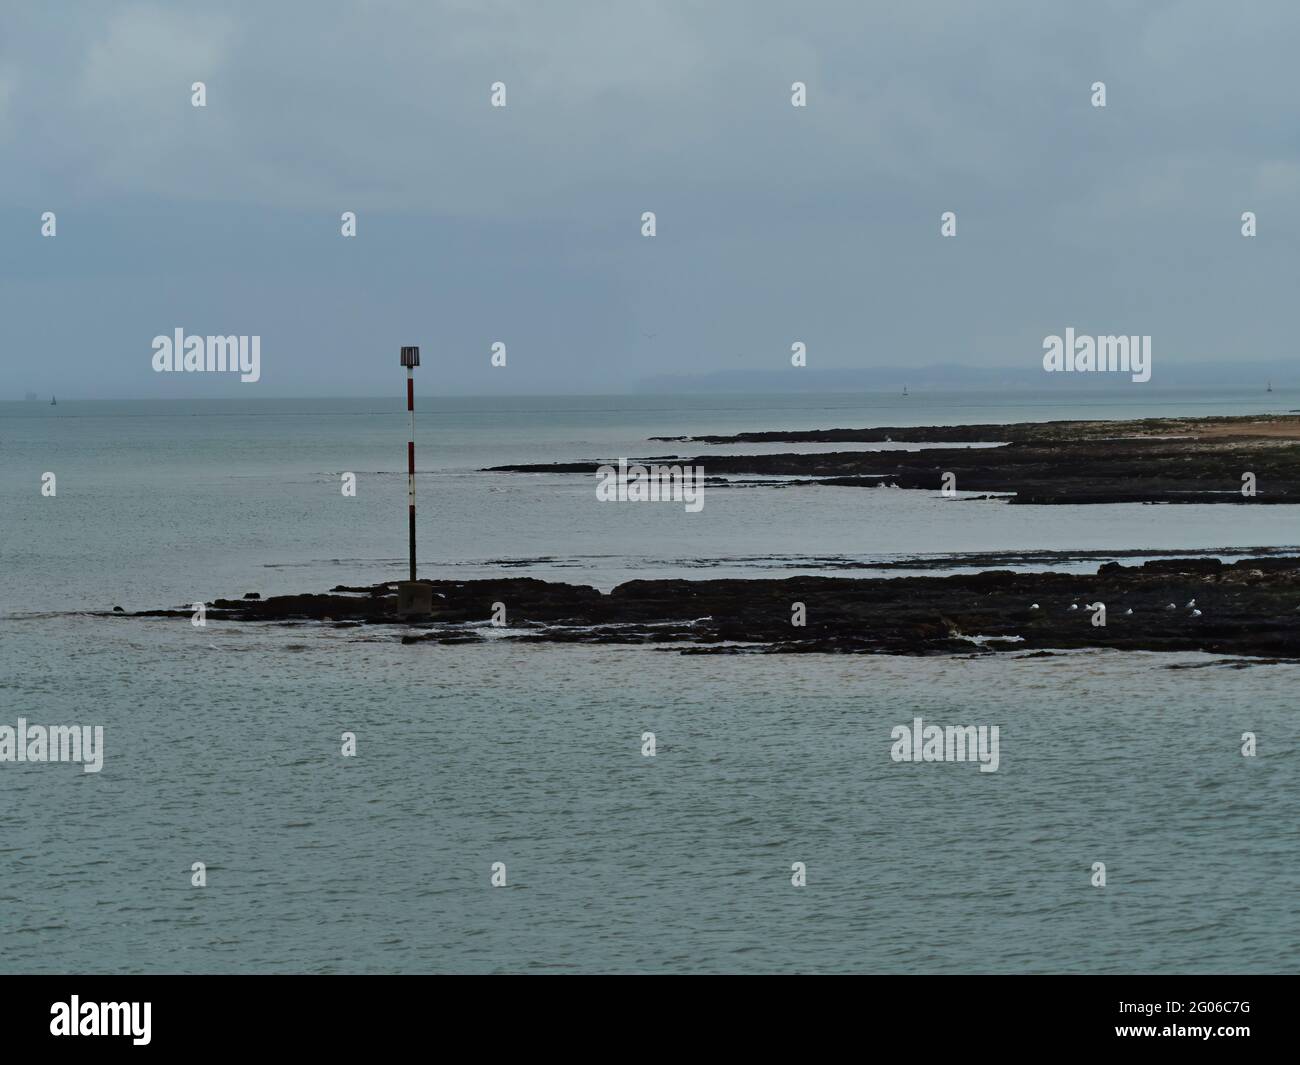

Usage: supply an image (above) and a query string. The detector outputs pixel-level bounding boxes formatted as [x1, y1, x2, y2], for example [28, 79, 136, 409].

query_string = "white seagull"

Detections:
[1191, 608, 1202, 617]
[1185, 598, 1197, 608]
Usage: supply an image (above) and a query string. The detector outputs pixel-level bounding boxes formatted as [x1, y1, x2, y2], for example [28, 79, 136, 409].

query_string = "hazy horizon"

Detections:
[5, 1, 1300, 398]
[8, 363, 1298, 401]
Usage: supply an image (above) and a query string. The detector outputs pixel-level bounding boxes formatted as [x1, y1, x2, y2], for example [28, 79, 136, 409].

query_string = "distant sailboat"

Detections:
[902, 385, 909, 397]
[1267, 380, 1273, 392]
[50, 395, 56, 405]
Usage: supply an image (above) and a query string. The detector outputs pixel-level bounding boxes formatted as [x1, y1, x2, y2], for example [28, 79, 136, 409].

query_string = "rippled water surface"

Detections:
[2, 391, 1297, 972]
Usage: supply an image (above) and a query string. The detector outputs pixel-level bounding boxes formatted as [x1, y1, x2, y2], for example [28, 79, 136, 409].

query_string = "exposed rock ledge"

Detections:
[487, 415, 1300, 504]
[112, 555, 1300, 658]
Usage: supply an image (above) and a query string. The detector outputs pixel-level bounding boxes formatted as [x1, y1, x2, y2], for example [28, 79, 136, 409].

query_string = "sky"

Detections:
[2, 0, 1299, 397]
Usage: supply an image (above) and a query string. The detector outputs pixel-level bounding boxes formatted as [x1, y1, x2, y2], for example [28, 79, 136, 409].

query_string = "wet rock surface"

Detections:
[487, 415, 1300, 504]
[114, 556, 1300, 658]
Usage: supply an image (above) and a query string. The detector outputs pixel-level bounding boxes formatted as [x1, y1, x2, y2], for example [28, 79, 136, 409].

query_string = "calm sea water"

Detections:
[2, 390, 1298, 973]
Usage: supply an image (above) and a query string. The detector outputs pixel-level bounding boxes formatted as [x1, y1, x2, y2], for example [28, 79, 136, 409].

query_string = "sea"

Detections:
[1, 389, 1297, 973]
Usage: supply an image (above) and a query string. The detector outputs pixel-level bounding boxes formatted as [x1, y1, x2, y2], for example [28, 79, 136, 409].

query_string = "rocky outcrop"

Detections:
[114, 556, 1300, 658]
[487, 415, 1300, 504]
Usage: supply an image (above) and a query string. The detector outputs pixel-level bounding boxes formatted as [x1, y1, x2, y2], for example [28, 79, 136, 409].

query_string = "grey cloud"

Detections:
[2, 0, 1298, 396]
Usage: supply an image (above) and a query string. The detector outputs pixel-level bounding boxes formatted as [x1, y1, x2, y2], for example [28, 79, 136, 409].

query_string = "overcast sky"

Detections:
[2, 0, 1298, 397]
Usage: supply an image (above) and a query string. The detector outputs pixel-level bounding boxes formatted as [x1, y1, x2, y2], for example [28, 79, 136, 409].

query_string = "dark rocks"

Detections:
[117, 556, 1300, 659]
[649, 415, 1300, 446]
[1140, 558, 1224, 574]
[400, 629, 486, 644]
[487, 415, 1300, 505]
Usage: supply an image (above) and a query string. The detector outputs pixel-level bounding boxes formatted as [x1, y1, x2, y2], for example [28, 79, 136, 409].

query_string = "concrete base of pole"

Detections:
[396, 581, 434, 618]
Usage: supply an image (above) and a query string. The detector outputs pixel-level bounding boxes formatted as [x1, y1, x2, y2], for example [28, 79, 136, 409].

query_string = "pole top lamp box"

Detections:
[400, 346, 420, 367]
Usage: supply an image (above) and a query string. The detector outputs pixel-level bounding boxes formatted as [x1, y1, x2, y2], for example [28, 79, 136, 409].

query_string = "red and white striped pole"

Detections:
[400, 345, 420, 582]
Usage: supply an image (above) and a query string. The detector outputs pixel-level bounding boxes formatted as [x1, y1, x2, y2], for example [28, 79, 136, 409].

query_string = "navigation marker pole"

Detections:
[397, 345, 433, 618]
[404, 345, 417, 581]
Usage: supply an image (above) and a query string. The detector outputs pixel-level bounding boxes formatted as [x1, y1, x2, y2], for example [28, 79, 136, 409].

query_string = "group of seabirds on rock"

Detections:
[1033, 599, 1204, 616]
